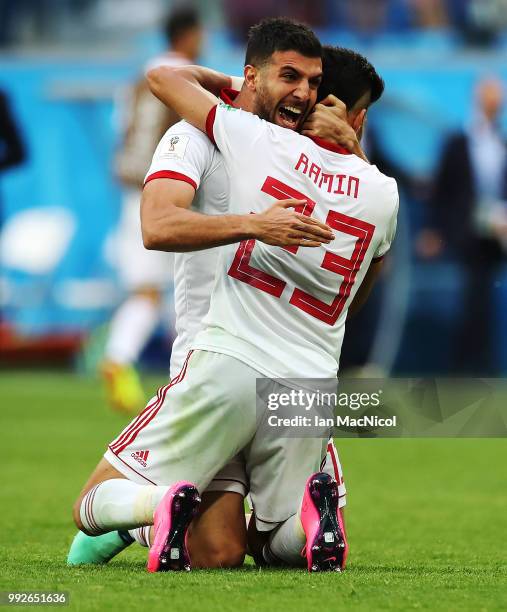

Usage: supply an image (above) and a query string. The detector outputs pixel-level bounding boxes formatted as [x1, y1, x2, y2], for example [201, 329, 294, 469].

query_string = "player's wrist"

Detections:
[332, 124, 356, 149]
[239, 214, 258, 240]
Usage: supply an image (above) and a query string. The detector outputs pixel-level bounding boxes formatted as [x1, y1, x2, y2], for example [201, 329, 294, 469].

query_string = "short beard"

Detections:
[252, 83, 275, 123]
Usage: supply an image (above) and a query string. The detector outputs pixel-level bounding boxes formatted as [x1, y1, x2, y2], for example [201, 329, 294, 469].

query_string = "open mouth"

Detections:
[277, 104, 304, 130]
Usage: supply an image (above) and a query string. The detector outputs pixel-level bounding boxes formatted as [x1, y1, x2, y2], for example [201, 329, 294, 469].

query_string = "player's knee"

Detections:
[220, 540, 246, 568]
[72, 496, 85, 532]
[72, 492, 95, 535]
[192, 540, 246, 569]
[201, 545, 245, 569]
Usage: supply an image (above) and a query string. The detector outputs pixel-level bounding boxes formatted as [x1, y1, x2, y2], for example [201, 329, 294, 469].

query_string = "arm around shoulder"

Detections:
[141, 178, 197, 251]
[141, 178, 260, 252]
[147, 66, 220, 133]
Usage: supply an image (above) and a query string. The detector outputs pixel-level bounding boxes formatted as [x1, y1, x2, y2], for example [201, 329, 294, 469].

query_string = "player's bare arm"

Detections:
[186, 66, 244, 95]
[141, 178, 335, 251]
[302, 95, 369, 162]
[347, 258, 384, 318]
[147, 65, 218, 132]
[156, 64, 243, 98]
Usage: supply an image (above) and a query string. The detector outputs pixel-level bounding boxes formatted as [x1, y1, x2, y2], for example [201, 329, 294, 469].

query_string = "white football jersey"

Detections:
[145, 120, 228, 376]
[193, 103, 399, 379]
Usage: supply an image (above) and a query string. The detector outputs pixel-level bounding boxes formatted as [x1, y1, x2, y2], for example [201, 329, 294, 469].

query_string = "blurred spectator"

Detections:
[101, 6, 203, 413]
[330, 0, 447, 36]
[0, 0, 91, 47]
[447, 0, 507, 46]
[342, 0, 391, 35]
[0, 0, 45, 47]
[410, 0, 449, 29]
[0, 88, 25, 327]
[223, 0, 326, 40]
[419, 77, 507, 374]
[0, 89, 25, 223]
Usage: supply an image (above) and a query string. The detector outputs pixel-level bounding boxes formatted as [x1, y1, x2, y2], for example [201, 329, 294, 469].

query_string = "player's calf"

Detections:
[73, 458, 128, 533]
[188, 491, 247, 569]
[73, 458, 169, 536]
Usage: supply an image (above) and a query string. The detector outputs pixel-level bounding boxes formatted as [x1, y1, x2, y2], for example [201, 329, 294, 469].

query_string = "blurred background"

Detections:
[1, 0, 507, 388]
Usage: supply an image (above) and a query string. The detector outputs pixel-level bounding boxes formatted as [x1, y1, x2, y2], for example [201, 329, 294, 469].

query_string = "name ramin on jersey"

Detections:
[294, 152, 360, 199]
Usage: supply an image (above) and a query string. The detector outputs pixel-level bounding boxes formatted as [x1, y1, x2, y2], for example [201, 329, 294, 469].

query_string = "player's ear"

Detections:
[244, 65, 258, 92]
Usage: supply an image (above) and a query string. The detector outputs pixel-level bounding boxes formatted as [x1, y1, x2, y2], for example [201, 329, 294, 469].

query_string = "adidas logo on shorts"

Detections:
[131, 450, 150, 467]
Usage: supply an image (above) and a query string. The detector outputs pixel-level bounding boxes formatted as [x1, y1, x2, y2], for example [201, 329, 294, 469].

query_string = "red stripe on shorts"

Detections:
[109, 386, 166, 452]
[109, 351, 194, 456]
[109, 351, 193, 453]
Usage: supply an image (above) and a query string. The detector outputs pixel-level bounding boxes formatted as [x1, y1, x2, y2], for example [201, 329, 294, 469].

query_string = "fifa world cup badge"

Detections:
[168, 136, 180, 151]
[162, 134, 189, 159]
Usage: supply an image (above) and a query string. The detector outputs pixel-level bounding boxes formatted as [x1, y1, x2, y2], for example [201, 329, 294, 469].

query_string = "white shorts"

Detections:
[105, 350, 258, 492]
[105, 350, 338, 527]
[205, 438, 347, 507]
[115, 188, 173, 290]
[205, 453, 248, 497]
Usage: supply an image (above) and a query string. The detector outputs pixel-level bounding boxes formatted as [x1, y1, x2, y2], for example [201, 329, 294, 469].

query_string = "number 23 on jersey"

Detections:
[228, 176, 376, 326]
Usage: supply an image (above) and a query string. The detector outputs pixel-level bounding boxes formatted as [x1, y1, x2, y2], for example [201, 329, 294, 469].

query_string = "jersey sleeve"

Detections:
[144, 121, 214, 191]
[205, 103, 266, 166]
[373, 178, 399, 261]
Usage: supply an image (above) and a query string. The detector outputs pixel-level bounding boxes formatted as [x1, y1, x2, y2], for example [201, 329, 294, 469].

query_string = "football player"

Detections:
[71, 19, 396, 567]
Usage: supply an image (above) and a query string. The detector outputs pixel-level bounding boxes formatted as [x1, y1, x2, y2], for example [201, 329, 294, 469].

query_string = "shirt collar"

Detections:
[219, 88, 239, 107]
[309, 136, 352, 155]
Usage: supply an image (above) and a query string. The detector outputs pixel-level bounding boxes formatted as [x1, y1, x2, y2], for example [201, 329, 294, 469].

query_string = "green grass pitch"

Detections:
[1, 371, 506, 611]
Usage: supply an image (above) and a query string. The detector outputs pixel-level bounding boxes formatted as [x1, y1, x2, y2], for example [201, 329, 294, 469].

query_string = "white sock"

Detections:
[79, 479, 168, 535]
[128, 526, 151, 547]
[105, 295, 160, 364]
[263, 514, 306, 567]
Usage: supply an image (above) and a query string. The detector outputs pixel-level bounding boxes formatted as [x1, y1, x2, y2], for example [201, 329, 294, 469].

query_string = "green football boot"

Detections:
[67, 530, 134, 565]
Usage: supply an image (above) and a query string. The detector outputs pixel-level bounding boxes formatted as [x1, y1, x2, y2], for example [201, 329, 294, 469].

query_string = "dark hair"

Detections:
[245, 18, 322, 67]
[164, 6, 201, 45]
[318, 46, 384, 109]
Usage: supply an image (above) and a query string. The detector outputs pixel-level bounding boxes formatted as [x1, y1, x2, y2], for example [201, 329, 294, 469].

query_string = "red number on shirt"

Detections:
[260, 175, 316, 254]
[228, 176, 375, 325]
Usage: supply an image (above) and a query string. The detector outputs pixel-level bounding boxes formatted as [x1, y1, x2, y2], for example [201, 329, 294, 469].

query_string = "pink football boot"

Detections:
[300, 472, 348, 572]
[147, 481, 201, 572]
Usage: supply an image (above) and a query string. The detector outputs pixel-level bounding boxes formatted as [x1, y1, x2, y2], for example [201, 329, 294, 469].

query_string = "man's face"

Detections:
[477, 79, 503, 122]
[181, 26, 203, 62]
[250, 51, 322, 131]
